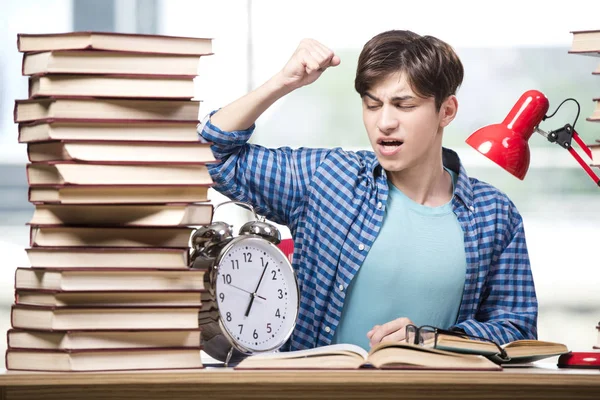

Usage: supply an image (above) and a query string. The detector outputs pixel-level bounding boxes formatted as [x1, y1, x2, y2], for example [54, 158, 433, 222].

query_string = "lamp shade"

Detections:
[466, 90, 549, 180]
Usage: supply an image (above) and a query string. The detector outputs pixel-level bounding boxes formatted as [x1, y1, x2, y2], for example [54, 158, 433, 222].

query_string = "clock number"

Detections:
[278, 289, 283, 299]
[226, 312, 232, 322]
[238, 324, 243, 334]
[275, 308, 280, 318]
[222, 274, 232, 284]
[271, 270, 277, 280]
[219, 293, 225, 302]
[266, 323, 272, 334]
[260, 258, 269, 268]
[231, 259, 239, 269]
[253, 329, 258, 339]
[243, 252, 252, 263]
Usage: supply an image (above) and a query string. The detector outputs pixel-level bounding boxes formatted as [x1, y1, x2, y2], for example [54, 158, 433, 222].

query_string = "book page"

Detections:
[234, 343, 368, 370]
[242, 343, 368, 361]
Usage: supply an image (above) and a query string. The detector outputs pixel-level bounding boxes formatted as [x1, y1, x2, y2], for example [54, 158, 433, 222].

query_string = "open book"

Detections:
[235, 342, 501, 370]
[428, 334, 569, 364]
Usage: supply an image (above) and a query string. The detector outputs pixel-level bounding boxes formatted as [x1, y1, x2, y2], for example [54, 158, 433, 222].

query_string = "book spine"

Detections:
[13, 101, 19, 123]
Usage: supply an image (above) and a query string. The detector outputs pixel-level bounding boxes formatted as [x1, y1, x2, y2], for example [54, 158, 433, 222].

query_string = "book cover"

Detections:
[28, 203, 213, 226]
[27, 140, 216, 163]
[17, 31, 213, 55]
[18, 120, 201, 143]
[14, 97, 201, 123]
[15, 267, 207, 291]
[26, 162, 212, 186]
[7, 328, 203, 350]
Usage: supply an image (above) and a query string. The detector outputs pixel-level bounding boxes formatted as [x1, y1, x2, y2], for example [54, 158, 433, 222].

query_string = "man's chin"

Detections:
[377, 158, 407, 174]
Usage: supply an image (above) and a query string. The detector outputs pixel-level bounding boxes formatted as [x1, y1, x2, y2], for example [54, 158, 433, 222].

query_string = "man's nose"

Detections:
[377, 106, 399, 134]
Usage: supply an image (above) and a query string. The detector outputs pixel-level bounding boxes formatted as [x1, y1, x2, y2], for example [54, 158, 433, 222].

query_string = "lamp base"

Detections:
[557, 351, 600, 369]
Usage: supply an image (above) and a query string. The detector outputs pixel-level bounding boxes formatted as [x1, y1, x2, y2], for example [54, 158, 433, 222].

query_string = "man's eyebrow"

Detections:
[363, 92, 381, 102]
[363, 92, 415, 102]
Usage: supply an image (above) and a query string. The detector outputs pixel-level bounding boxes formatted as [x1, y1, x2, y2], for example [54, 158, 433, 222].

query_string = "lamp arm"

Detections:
[537, 126, 600, 186]
[569, 130, 600, 186]
[571, 131, 593, 159]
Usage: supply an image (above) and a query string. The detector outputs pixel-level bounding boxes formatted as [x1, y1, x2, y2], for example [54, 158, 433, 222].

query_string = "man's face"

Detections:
[362, 72, 445, 174]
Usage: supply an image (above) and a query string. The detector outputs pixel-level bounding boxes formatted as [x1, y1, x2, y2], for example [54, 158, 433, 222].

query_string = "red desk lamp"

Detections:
[467, 91, 600, 368]
[466, 90, 600, 186]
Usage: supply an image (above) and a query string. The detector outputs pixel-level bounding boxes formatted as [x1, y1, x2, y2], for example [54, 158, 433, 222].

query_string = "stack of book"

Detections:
[7, 32, 216, 372]
[569, 29, 600, 168]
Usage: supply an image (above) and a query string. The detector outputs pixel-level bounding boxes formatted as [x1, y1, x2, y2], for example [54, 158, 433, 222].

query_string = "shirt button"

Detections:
[358, 244, 365, 251]
[325, 326, 331, 333]
[469, 206, 475, 212]
[376, 202, 382, 209]
[338, 284, 344, 291]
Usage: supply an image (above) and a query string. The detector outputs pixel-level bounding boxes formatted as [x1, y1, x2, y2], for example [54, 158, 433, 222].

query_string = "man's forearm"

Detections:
[210, 73, 291, 132]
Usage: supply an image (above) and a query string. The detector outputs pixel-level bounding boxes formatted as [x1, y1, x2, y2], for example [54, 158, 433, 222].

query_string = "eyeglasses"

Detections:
[404, 324, 509, 362]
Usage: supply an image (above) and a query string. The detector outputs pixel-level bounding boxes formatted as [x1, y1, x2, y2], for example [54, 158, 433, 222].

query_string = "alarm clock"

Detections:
[189, 201, 299, 365]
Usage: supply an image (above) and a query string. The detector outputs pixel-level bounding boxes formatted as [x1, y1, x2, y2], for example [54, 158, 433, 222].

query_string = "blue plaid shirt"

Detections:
[199, 115, 538, 351]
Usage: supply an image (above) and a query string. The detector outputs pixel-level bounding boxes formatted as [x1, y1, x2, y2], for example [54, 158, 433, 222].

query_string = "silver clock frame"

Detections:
[190, 201, 299, 365]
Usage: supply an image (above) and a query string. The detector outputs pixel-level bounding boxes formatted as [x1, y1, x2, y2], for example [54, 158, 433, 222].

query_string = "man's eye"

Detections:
[396, 104, 415, 109]
[366, 104, 380, 110]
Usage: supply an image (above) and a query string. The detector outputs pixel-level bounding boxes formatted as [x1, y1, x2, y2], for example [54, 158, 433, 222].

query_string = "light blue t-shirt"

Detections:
[332, 168, 466, 350]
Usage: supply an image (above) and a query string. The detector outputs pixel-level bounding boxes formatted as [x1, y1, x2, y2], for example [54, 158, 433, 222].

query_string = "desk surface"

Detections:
[0, 366, 599, 400]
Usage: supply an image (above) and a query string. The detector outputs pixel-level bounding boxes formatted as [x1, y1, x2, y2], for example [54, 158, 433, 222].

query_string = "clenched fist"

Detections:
[275, 39, 341, 91]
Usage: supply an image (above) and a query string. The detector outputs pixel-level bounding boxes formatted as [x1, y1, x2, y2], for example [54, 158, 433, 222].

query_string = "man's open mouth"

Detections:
[379, 139, 404, 150]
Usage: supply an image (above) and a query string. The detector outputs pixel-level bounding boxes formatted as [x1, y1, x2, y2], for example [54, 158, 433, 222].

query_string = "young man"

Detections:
[199, 30, 538, 351]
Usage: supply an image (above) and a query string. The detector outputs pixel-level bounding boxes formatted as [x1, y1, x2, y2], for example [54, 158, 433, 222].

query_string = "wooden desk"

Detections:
[0, 367, 599, 400]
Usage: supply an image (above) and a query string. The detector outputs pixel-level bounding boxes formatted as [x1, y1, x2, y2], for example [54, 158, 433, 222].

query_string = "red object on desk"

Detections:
[558, 351, 600, 369]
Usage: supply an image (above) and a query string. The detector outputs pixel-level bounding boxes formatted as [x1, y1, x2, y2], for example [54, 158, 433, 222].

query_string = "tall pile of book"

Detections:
[569, 29, 600, 169]
[6, 32, 216, 372]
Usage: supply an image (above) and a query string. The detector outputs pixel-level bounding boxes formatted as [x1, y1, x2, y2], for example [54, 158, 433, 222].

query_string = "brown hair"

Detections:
[355, 30, 464, 110]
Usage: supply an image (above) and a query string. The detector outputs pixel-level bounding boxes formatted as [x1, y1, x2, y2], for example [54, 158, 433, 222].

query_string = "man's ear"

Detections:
[439, 95, 458, 128]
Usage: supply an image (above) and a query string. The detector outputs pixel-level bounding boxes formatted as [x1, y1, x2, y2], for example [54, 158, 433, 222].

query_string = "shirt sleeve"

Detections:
[198, 111, 330, 227]
[451, 208, 538, 344]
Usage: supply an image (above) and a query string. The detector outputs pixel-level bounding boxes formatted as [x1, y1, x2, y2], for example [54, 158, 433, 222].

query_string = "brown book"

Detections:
[29, 185, 210, 204]
[15, 267, 206, 291]
[23, 50, 202, 76]
[18, 120, 201, 143]
[15, 289, 211, 308]
[29, 226, 194, 247]
[27, 140, 216, 163]
[424, 333, 569, 364]
[29, 75, 195, 99]
[569, 30, 600, 55]
[588, 98, 600, 123]
[17, 32, 213, 55]
[28, 203, 212, 226]
[14, 98, 201, 123]
[6, 348, 203, 371]
[25, 247, 190, 269]
[7, 328, 203, 350]
[11, 304, 203, 330]
[26, 162, 212, 185]
[235, 342, 501, 370]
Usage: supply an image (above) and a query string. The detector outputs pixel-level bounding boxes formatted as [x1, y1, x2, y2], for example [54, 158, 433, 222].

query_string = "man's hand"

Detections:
[367, 317, 414, 348]
[275, 39, 341, 92]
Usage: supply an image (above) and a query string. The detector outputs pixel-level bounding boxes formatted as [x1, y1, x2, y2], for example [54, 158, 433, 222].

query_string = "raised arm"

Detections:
[210, 39, 341, 132]
[200, 40, 341, 225]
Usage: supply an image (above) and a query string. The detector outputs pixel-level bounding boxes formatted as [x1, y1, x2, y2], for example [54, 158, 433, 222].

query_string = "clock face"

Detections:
[215, 236, 298, 353]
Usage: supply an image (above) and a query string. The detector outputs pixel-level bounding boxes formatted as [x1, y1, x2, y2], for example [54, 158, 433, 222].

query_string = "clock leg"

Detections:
[225, 346, 234, 367]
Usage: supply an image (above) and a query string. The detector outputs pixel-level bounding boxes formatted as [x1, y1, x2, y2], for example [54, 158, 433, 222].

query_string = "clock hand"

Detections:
[245, 263, 269, 317]
[227, 283, 266, 300]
